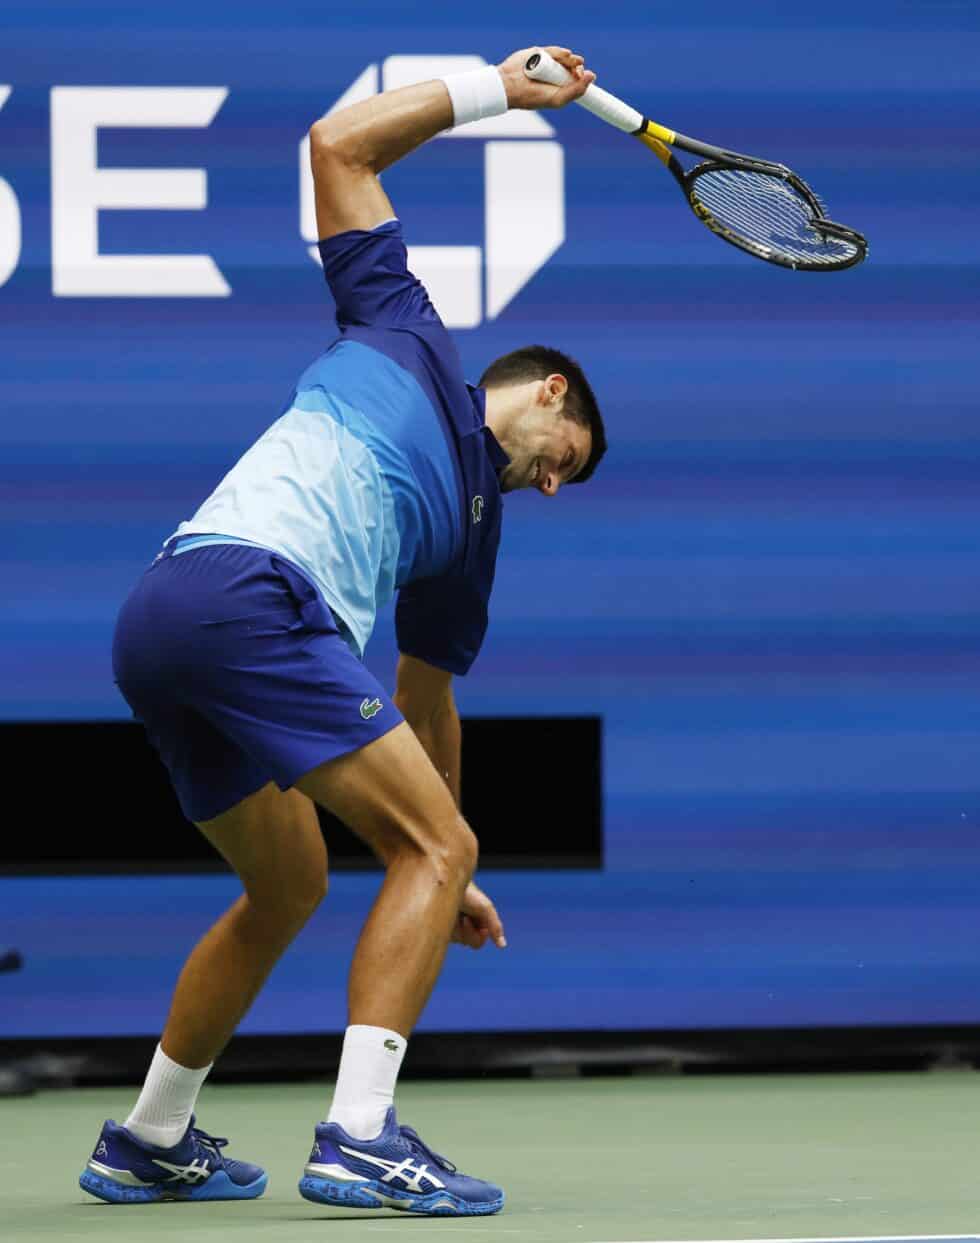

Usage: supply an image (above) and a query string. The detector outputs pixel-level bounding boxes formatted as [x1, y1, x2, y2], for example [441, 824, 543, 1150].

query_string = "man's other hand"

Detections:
[453, 881, 507, 950]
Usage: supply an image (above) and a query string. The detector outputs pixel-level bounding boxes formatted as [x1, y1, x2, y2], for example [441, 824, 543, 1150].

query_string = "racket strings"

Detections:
[690, 168, 860, 267]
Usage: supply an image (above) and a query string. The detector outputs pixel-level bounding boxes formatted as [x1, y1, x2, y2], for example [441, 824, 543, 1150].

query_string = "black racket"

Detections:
[525, 48, 867, 272]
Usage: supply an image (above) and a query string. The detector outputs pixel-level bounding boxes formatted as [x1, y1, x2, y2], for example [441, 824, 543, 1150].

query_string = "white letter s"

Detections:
[0, 86, 21, 289]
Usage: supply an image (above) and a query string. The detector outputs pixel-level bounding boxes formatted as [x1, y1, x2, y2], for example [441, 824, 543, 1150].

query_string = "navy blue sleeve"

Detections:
[395, 573, 491, 677]
[318, 219, 443, 330]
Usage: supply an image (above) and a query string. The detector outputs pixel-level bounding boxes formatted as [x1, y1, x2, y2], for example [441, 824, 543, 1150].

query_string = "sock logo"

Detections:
[360, 697, 383, 720]
[384, 1039, 399, 1052]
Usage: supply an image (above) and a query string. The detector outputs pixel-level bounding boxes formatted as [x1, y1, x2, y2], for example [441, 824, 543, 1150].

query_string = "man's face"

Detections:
[498, 401, 592, 497]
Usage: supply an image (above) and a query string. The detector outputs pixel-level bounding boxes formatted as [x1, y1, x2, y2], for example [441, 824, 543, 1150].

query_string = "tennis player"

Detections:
[80, 45, 604, 1215]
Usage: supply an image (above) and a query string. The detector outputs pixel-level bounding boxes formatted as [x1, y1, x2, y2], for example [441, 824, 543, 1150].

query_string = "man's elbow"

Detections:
[309, 119, 342, 160]
[310, 116, 371, 171]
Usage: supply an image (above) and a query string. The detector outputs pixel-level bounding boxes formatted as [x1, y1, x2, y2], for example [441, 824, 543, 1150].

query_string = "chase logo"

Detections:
[360, 697, 383, 720]
[299, 56, 565, 328]
[0, 62, 563, 318]
[471, 495, 485, 524]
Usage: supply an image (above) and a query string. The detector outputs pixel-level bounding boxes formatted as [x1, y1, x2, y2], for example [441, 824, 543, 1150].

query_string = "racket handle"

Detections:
[523, 48, 643, 134]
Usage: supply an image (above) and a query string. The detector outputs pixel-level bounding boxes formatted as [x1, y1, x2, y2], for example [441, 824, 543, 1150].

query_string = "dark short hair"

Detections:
[478, 345, 606, 484]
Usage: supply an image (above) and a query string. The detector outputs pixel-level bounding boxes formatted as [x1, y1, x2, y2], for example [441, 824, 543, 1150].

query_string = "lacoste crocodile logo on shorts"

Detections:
[360, 697, 383, 720]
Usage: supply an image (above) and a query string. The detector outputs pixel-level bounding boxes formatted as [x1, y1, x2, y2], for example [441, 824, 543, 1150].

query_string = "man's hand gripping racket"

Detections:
[521, 47, 867, 271]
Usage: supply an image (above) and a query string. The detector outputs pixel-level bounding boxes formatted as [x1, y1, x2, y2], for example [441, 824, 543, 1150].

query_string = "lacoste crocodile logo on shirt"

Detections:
[360, 697, 383, 720]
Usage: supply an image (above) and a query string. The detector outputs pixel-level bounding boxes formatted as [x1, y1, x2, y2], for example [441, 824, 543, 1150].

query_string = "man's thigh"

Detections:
[295, 721, 464, 862]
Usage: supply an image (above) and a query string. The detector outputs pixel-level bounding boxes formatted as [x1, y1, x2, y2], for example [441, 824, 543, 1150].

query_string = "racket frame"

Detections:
[522, 49, 867, 272]
[635, 125, 867, 272]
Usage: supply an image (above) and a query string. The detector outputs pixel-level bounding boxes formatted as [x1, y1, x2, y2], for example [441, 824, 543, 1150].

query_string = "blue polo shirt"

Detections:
[172, 219, 508, 675]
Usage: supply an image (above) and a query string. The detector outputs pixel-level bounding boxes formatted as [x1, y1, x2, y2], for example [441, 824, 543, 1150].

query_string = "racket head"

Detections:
[683, 159, 867, 271]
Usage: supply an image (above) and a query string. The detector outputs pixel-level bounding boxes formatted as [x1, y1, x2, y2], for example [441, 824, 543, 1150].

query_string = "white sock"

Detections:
[124, 1043, 212, 1149]
[327, 1024, 407, 1140]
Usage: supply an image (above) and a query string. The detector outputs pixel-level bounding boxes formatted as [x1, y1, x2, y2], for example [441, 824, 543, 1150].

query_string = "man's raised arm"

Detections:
[308, 46, 594, 240]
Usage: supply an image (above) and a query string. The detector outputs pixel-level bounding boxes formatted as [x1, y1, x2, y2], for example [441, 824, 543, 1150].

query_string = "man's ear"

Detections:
[545, 372, 569, 406]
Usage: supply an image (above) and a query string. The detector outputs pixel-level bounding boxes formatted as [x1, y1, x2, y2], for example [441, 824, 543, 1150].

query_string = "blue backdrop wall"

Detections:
[2, 0, 979, 1037]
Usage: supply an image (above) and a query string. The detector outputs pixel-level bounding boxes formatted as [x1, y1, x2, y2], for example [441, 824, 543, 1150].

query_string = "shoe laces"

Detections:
[397, 1126, 456, 1173]
[189, 1127, 228, 1160]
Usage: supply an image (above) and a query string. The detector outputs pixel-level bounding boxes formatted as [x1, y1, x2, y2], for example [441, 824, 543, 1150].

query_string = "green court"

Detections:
[6, 1070, 979, 1241]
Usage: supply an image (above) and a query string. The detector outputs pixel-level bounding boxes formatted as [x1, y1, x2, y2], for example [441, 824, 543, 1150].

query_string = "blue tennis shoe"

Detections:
[298, 1107, 504, 1215]
[79, 1116, 267, 1203]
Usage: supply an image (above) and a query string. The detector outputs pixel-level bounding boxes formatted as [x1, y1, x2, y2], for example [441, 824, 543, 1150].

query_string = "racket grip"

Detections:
[523, 48, 643, 134]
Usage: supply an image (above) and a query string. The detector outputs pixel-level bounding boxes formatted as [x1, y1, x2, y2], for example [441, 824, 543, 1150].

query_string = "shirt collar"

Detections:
[467, 383, 511, 474]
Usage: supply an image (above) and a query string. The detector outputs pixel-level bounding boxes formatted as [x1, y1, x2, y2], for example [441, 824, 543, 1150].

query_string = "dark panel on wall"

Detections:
[0, 718, 601, 872]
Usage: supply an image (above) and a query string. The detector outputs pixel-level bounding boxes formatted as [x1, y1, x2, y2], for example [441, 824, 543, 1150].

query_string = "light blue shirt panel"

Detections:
[172, 405, 398, 658]
[294, 340, 461, 585]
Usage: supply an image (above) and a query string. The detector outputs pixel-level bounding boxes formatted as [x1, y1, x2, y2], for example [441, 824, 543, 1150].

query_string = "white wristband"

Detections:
[440, 65, 508, 127]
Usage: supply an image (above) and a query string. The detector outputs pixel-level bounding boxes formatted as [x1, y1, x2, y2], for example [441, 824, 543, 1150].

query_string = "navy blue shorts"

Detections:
[112, 541, 402, 822]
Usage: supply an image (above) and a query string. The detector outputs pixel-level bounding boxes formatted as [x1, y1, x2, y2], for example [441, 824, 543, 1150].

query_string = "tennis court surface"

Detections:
[7, 1070, 979, 1242]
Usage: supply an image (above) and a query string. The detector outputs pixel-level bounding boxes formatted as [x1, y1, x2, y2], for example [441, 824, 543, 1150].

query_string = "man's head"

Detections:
[479, 346, 606, 496]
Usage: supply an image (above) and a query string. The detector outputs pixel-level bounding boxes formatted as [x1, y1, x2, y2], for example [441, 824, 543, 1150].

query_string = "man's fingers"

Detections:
[561, 70, 595, 104]
[454, 914, 485, 950]
[481, 903, 507, 949]
[540, 46, 595, 105]
[459, 880, 507, 948]
[545, 46, 589, 79]
[455, 908, 506, 950]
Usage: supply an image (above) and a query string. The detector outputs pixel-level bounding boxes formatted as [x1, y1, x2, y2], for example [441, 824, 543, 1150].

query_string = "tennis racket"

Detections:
[524, 48, 867, 272]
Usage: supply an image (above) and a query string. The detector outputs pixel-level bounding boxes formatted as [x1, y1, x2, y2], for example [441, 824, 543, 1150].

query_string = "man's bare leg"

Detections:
[166, 784, 327, 1067]
[296, 720, 477, 1037]
[125, 722, 479, 1148]
[293, 721, 505, 1212]
[123, 784, 327, 1146]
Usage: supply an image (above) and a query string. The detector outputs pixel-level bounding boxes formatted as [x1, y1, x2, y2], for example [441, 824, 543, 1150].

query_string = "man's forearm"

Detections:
[398, 699, 462, 807]
[311, 80, 454, 175]
[308, 50, 592, 238]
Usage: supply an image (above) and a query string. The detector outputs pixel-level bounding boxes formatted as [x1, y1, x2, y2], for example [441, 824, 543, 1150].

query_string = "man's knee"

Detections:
[246, 863, 327, 931]
[291, 864, 329, 916]
[393, 812, 477, 887]
[451, 817, 479, 879]
[250, 808, 328, 917]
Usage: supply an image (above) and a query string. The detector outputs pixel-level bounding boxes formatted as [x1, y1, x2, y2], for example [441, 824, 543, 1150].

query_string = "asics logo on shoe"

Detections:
[338, 1144, 445, 1193]
[152, 1156, 211, 1184]
[360, 697, 383, 720]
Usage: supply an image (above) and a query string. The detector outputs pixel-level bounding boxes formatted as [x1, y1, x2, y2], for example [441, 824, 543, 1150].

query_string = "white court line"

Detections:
[591, 1237, 980, 1243]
